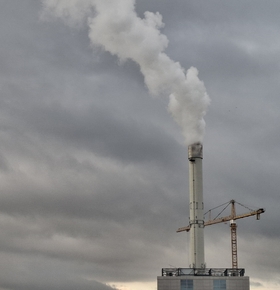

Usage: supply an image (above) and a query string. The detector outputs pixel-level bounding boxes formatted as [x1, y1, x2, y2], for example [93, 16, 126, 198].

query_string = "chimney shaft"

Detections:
[188, 143, 205, 268]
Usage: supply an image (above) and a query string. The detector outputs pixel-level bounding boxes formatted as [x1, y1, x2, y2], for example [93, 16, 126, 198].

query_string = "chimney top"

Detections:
[188, 143, 203, 159]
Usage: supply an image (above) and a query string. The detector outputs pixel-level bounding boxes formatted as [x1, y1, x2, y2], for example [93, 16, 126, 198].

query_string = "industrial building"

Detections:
[158, 268, 249, 290]
[158, 269, 249, 290]
[157, 143, 264, 290]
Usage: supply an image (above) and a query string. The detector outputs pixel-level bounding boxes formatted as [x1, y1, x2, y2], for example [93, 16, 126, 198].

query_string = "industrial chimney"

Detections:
[188, 143, 205, 269]
[158, 143, 250, 290]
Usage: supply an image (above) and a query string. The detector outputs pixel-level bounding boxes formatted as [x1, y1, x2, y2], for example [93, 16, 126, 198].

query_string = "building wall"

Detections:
[157, 276, 250, 290]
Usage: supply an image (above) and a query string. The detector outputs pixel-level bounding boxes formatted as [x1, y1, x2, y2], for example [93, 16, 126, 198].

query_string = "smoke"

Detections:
[41, 0, 210, 145]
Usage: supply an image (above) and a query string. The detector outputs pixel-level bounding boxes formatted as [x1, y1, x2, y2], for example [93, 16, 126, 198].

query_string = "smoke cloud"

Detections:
[41, 0, 210, 145]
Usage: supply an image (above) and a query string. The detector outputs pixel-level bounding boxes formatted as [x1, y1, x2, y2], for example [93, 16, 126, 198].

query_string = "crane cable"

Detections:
[204, 200, 257, 221]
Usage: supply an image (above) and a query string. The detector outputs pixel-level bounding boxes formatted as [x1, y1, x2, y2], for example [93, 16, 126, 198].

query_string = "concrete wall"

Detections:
[157, 276, 250, 290]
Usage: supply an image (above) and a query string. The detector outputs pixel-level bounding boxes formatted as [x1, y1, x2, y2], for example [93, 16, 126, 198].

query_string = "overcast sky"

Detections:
[0, 1, 280, 290]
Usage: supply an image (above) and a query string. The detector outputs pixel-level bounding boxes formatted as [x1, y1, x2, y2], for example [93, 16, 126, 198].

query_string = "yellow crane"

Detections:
[177, 200, 265, 269]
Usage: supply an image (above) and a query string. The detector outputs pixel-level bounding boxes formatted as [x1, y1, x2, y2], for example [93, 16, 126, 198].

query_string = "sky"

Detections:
[0, 0, 280, 290]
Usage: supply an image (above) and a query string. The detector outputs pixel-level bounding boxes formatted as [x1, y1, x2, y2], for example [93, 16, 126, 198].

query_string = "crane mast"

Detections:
[177, 200, 265, 269]
[230, 200, 237, 269]
[230, 220, 237, 269]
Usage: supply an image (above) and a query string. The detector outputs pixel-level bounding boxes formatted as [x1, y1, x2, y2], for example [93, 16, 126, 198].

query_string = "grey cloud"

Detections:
[0, 0, 279, 289]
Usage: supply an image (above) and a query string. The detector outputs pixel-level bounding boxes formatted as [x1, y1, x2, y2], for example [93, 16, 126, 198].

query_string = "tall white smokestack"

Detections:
[188, 143, 205, 269]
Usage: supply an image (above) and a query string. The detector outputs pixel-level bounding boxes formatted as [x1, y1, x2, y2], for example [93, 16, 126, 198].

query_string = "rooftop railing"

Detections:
[162, 268, 245, 277]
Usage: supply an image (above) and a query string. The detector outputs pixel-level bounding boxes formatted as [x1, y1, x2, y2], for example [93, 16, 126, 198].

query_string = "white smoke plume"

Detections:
[41, 0, 210, 145]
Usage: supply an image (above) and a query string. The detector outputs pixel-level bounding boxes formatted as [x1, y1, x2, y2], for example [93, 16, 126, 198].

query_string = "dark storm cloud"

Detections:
[0, 0, 279, 289]
[16, 96, 181, 165]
